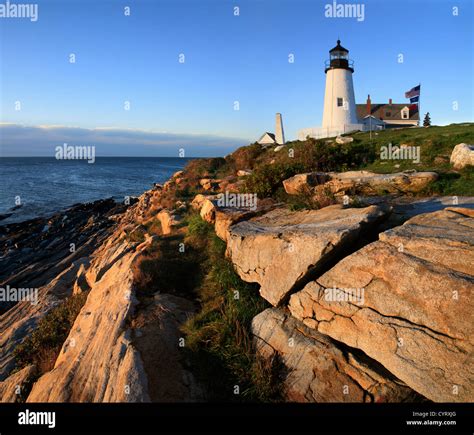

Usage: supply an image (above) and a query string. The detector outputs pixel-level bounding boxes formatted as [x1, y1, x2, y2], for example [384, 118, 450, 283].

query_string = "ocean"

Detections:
[0, 157, 191, 224]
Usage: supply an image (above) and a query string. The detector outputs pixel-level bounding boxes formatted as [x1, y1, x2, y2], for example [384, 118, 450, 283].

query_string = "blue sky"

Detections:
[1, 0, 473, 156]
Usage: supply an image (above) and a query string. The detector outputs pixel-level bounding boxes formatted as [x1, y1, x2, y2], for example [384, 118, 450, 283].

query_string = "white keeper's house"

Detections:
[297, 40, 419, 140]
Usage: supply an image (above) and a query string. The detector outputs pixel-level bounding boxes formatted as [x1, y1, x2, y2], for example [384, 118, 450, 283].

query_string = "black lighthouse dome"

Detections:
[325, 39, 354, 73]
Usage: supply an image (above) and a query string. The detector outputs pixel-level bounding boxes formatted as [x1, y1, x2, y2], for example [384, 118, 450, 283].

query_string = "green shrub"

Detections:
[184, 157, 226, 178]
[225, 142, 265, 171]
[14, 292, 89, 375]
[175, 185, 199, 200]
[242, 162, 306, 198]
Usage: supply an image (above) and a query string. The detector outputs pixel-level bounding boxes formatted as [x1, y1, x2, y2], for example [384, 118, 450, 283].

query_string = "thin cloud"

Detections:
[0, 124, 251, 157]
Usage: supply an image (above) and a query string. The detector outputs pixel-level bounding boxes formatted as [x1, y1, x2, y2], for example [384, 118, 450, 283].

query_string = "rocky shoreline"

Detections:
[1, 131, 474, 404]
[0, 199, 130, 311]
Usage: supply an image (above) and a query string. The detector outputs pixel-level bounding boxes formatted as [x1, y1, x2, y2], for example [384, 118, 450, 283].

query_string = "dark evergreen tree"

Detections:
[423, 112, 431, 127]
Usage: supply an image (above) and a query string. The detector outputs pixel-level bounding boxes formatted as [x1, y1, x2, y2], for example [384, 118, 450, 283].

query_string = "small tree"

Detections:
[423, 112, 431, 127]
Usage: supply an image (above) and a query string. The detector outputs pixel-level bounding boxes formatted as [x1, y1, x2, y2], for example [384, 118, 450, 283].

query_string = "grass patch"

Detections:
[358, 124, 474, 195]
[181, 216, 283, 402]
[421, 168, 474, 196]
[186, 213, 213, 239]
[14, 291, 89, 375]
[132, 233, 202, 299]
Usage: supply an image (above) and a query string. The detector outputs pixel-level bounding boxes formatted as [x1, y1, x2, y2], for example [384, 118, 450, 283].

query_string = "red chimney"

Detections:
[367, 94, 371, 116]
[389, 98, 392, 105]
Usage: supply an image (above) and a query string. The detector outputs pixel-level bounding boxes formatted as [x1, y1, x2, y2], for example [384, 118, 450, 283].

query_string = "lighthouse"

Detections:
[297, 40, 363, 140]
[321, 40, 359, 134]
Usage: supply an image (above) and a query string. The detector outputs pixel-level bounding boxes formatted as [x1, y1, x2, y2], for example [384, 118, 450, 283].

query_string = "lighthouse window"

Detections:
[337, 98, 343, 107]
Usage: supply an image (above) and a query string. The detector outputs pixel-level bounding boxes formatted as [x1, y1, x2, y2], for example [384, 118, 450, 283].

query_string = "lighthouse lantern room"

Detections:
[325, 40, 353, 72]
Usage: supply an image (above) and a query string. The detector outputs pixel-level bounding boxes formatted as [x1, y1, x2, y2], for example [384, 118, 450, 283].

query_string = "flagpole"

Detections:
[418, 82, 421, 127]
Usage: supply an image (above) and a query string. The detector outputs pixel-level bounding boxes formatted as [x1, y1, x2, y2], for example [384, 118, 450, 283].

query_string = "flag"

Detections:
[405, 85, 420, 98]
[408, 104, 418, 111]
[410, 96, 419, 104]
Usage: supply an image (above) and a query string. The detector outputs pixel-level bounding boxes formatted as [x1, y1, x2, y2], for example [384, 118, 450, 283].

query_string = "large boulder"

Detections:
[27, 245, 150, 402]
[252, 308, 420, 402]
[157, 210, 181, 235]
[288, 207, 474, 402]
[199, 199, 217, 224]
[199, 178, 220, 191]
[450, 143, 474, 170]
[321, 170, 438, 195]
[227, 204, 389, 306]
[282, 172, 330, 195]
[190, 194, 217, 211]
[191, 194, 218, 223]
[214, 197, 278, 242]
[191, 194, 278, 240]
[283, 170, 438, 197]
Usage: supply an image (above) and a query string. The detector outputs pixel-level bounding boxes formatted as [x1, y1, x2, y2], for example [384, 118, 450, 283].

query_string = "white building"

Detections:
[257, 132, 277, 145]
[297, 40, 419, 140]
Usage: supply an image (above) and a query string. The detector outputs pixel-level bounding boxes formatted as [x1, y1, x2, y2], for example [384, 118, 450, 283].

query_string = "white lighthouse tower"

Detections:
[321, 40, 360, 135]
[298, 40, 362, 140]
